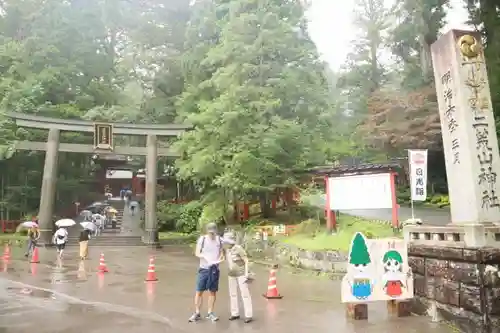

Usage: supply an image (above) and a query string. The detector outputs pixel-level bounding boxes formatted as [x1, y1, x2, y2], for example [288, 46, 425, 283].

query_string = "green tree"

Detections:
[349, 232, 371, 265]
[465, 0, 500, 135]
[337, 0, 390, 116]
[0, 0, 192, 219]
[388, 0, 450, 88]
[175, 0, 333, 223]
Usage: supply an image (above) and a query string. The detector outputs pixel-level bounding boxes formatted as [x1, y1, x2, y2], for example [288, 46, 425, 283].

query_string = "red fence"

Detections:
[0, 200, 87, 233]
[1, 220, 21, 233]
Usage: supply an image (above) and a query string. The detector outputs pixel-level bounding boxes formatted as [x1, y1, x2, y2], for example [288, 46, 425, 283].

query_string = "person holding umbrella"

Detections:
[52, 218, 76, 258]
[24, 223, 40, 258]
[80, 210, 92, 222]
[106, 207, 117, 228]
[78, 228, 92, 260]
[79, 221, 95, 260]
[92, 213, 104, 236]
[129, 200, 138, 216]
[52, 226, 68, 259]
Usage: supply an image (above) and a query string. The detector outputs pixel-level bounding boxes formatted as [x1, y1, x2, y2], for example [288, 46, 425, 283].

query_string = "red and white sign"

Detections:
[408, 150, 428, 201]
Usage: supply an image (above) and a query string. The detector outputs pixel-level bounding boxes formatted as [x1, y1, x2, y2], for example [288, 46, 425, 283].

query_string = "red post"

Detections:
[293, 189, 300, 203]
[233, 203, 239, 222]
[324, 175, 336, 232]
[271, 198, 277, 210]
[243, 203, 250, 220]
[390, 172, 399, 228]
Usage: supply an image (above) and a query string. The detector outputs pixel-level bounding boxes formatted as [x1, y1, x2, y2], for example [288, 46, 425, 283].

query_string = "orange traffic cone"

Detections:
[2, 244, 10, 260]
[145, 256, 158, 281]
[97, 253, 108, 273]
[30, 247, 40, 263]
[98, 271, 105, 289]
[146, 281, 155, 304]
[263, 265, 282, 299]
[2, 259, 8, 272]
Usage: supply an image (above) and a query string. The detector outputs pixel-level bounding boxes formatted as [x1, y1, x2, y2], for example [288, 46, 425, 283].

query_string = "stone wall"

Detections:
[409, 244, 500, 333]
[244, 239, 347, 273]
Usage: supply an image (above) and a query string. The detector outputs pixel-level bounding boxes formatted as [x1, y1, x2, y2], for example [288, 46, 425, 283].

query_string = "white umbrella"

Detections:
[80, 222, 97, 231]
[21, 221, 38, 228]
[80, 210, 92, 215]
[55, 219, 76, 227]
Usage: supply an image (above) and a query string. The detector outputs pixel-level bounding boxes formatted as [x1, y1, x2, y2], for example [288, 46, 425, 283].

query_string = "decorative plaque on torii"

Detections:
[93, 123, 114, 150]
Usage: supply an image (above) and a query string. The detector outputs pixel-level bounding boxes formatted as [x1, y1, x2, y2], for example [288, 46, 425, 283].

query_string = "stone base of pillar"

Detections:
[38, 229, 55, 247]
[142, 230, 161, 248]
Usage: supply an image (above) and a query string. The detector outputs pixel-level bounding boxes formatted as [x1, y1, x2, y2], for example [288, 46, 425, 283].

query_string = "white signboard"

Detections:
[106, 170, 133, 179]
[328, 173, 392, 210]
[273, 225, 285, 235]
[408, 150, 428, 201]
[341, 232, 414, 303]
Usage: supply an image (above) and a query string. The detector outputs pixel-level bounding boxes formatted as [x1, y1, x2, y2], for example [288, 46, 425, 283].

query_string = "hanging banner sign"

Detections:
[408, 149, 428, 201]
[93, 123, 114, 150]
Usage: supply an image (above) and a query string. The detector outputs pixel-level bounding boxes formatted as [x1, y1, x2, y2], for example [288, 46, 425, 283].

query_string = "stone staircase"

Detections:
[66, 198, 144, 247]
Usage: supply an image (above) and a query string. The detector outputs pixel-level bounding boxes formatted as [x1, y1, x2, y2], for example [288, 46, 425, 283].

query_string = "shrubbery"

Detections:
[157, 200, 203, 233]
[293, 218, 320, 236]
[397, 186, 449, 208]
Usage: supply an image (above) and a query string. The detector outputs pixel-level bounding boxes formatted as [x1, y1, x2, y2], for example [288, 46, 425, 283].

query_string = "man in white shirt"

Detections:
[188, 222, 224, 322]
[52, 227, 68, 258]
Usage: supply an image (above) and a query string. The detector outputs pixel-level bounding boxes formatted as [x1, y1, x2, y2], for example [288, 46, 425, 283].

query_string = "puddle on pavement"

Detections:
[2, 282, 175, 330]
[6, 286, 55, 299]
[104, 281, 126, 287]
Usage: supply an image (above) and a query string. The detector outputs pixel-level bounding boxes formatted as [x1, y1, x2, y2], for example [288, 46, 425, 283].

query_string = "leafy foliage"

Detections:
[361, 86, 442, 154]
[176, 200, 204, 233]
[174, 0, 334, 214]
[0, 0, 497, 225]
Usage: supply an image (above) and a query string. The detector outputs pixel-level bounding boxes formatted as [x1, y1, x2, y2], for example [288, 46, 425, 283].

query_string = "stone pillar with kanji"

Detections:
[431, 30, 500, 245]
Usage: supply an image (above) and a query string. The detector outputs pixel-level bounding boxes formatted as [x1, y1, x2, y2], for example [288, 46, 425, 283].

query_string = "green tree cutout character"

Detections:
[348, 232, 373, 300]
[349, 232, 371, 266]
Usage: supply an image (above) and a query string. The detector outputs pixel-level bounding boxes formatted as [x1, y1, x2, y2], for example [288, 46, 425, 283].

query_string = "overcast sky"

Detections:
[307, 0, 471, 69]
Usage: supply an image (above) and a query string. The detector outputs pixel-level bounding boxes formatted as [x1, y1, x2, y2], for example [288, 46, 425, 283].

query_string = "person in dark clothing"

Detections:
[126, 189, 133, 201]
[79, 229, 92, 260]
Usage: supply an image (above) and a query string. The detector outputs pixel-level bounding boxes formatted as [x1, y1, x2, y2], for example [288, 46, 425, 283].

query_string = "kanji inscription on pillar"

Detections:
[93, 123, 114, 150]
[431, 30, 500, 224]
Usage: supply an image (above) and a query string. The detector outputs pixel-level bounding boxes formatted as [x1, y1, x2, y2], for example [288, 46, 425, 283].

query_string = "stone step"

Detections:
[66, 236, 143, 246]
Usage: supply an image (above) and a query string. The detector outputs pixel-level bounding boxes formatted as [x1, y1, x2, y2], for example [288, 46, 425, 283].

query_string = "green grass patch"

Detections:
[280, 215, 400, 252]
[0, 233, 25, 241]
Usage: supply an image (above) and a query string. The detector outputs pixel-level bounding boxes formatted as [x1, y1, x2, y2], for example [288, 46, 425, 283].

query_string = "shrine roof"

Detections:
[305, 163, 401, 176]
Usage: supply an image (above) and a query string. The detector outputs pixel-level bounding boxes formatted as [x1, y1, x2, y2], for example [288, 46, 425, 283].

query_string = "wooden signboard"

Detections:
[94, 123, 113, 150]
[341, 232, 414, 303]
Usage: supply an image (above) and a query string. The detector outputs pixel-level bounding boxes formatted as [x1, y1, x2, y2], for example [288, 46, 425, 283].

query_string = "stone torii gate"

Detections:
[7, 112, 192, 246]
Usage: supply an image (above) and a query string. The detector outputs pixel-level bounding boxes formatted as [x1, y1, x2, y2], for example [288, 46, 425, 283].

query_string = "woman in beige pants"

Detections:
[223, 232, 253, 323]
[79, 229, 91, 260]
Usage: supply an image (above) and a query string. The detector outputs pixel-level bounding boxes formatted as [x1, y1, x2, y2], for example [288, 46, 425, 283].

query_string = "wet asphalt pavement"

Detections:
[0, 246, 453, 333]
[341, 207, 451, 225]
